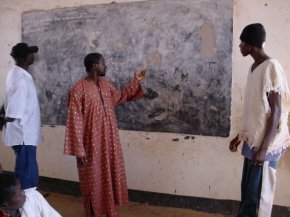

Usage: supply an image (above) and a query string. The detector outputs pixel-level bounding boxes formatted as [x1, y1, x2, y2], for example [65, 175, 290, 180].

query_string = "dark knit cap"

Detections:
[240, 23, 266, 48]
[10, 42, 39, 59]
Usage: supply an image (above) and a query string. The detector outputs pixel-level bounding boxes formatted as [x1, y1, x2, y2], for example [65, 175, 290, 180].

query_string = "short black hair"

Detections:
[0, 173, 18, 204]
[84, 53, 103, 72]
[10, 42, 39, 59]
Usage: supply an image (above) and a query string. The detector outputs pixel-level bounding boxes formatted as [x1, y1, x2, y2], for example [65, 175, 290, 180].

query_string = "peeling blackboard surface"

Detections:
[22, 0, 232, 137]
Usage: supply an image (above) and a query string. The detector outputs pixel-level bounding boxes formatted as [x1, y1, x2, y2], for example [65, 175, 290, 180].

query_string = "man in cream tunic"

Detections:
[229, 23, 290, 217]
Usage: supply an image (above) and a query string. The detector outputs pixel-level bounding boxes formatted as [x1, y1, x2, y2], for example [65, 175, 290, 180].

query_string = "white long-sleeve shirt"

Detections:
[2, 65, 42, 146]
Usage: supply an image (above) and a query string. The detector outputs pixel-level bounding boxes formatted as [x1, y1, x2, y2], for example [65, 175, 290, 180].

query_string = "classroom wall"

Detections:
[0, 0, 290, 206]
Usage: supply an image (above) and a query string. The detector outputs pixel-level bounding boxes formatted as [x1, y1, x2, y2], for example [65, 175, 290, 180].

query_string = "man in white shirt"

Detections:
[0, 43, 42, 190]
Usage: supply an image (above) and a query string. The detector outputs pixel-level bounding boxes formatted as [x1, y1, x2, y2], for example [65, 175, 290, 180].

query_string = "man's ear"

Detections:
[92, 63, 99, 71]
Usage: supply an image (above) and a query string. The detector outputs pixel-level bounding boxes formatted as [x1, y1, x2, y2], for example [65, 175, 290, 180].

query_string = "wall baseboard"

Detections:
[38, 176, 290, 216]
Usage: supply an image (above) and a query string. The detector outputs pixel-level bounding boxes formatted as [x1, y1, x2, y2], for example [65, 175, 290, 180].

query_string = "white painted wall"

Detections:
[1, 0, 290, 206]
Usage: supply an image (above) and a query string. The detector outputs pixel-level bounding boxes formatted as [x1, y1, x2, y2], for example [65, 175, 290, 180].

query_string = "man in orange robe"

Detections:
[64, 53, 146, 217]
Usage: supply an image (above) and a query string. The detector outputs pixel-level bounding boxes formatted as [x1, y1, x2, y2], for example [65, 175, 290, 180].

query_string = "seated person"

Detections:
[0, 173, 61, 217]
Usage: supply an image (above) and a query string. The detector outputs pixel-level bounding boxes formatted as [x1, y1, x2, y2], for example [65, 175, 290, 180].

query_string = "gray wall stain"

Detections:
[22, 0, 233, 137]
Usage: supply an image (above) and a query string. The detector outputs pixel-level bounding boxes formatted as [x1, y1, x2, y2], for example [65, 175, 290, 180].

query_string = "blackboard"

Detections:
[22, 0, 232, 137]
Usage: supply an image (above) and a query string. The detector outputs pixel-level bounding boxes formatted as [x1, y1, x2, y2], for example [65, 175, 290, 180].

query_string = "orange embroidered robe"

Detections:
[64, 77, 144, 217]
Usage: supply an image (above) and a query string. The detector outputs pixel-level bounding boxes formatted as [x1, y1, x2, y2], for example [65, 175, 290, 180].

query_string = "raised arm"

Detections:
[110, 69, 146, 106]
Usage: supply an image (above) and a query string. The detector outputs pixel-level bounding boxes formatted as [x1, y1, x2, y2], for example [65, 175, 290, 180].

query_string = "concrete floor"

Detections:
[44, 192, 235, 217]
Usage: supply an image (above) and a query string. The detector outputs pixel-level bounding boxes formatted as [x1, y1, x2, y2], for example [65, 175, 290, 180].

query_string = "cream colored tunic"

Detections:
[239, 58, 290, 154]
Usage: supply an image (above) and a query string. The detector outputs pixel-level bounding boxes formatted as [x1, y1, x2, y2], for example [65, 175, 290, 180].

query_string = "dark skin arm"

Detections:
[253, 91, 281, 165]
[77, 156, 86, 165]
[229, 91, 281, 166]
[0, 116, 15, 130]
[229, 133, 241, 152]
